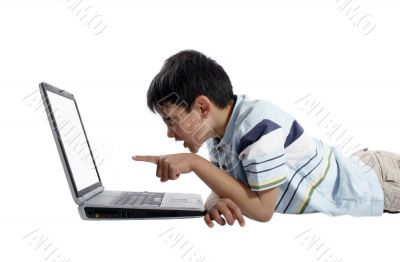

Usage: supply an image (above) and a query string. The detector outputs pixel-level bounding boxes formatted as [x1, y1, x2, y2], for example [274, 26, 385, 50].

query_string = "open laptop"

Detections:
[39, 82, 206, 219]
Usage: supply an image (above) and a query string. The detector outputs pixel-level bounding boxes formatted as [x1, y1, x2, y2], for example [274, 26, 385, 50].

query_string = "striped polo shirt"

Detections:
[207, 94, 384, 216]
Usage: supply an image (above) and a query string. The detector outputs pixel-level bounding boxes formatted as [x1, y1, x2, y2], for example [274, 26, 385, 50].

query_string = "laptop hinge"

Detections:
[77, 186, 104, 205]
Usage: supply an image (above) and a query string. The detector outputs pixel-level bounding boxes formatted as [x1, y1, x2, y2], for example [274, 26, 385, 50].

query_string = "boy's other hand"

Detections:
[132, 153, 197, 182]
[204, 198, 245, 228]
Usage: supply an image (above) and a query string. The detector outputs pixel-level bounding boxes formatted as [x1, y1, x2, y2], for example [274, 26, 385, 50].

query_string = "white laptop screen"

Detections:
[46, 91, 100, 193]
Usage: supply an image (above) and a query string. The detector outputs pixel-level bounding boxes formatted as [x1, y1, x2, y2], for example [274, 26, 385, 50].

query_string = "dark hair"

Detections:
[147, 50, 235, 113]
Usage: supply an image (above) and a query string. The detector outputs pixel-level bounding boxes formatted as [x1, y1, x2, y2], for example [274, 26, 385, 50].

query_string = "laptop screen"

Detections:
[46, 90, 101, 195]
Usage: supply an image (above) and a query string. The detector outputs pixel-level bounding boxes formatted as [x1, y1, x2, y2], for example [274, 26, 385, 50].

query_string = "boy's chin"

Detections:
[186, 144, 200, 153]
[188, 147, 198, 153]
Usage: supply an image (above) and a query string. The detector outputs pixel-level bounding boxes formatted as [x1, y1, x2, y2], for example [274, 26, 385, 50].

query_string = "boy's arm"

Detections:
[205, 190, 219, 210]
[193, 156, 277, 222]
[133, 153, 277, 222]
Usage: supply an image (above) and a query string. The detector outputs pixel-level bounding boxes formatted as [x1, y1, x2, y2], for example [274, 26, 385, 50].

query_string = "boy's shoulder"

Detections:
[234, 94, 294, 134]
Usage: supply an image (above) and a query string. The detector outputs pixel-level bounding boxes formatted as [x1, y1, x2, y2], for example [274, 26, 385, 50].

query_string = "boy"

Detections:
[133, 50, 400, 228]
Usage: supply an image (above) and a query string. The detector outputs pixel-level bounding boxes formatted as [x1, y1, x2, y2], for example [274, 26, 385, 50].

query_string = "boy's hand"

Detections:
[204, 198, 245, 228]
[132, 153, 197, 182]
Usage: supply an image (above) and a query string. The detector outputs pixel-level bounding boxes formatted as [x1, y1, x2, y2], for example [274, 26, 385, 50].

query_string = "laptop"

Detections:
[39, 82, 206, 219]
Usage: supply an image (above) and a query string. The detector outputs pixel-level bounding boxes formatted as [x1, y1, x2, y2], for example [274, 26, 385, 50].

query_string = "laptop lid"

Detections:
[39, 82, 104, 205]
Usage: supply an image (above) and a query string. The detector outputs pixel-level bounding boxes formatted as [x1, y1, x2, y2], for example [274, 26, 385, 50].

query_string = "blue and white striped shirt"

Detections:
[207, 94, 384, 216]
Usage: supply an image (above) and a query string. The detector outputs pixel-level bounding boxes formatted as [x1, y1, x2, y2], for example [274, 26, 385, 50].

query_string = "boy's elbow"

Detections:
[255, 211, 274, 223]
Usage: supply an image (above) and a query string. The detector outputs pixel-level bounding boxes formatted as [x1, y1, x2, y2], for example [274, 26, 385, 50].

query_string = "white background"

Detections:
[1, 0, 399, 261]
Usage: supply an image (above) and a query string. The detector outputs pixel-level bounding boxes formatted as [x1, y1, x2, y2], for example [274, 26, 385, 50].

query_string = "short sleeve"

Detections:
[238, 119, 288, 191]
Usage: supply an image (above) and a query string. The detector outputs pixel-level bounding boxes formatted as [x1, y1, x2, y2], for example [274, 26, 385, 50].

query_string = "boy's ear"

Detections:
[194, 95, 212, 118]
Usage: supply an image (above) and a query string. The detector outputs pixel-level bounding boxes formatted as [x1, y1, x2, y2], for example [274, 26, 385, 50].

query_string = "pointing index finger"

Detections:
[132, 155, 160, 164]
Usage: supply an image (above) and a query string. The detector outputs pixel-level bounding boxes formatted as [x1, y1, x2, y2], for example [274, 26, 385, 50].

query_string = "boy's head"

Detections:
[147, 50, 236, 153]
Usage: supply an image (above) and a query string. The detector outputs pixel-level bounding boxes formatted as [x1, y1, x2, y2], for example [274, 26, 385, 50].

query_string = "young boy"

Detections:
[133, 50, 400, 227]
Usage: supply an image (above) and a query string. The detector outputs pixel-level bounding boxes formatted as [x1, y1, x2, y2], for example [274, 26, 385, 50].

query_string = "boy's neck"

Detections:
[213, 97, 236, 139]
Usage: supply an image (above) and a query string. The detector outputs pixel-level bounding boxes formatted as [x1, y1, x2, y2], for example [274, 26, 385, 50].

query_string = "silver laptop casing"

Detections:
[77, 190, 205, 220]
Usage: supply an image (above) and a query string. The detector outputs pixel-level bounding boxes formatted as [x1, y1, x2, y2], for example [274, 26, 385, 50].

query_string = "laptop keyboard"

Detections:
[113, 192, 164, 207]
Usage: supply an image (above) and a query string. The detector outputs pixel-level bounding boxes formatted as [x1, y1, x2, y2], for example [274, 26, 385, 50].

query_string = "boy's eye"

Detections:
[165, 117, 176, 126]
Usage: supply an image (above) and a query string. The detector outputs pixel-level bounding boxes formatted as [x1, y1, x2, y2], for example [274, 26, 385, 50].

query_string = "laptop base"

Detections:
[79, 206, 207, 220]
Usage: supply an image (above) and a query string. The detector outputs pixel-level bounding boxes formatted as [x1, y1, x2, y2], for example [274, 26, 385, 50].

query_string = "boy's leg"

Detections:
[351, 148, 400, 213]
[374, 150, 400, 213]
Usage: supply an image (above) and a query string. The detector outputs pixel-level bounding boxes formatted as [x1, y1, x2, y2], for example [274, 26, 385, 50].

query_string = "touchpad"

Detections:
[168, 198, 189, 203]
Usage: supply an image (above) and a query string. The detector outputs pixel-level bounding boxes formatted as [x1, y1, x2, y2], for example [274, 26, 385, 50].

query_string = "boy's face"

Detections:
[156, 98, 215, 153]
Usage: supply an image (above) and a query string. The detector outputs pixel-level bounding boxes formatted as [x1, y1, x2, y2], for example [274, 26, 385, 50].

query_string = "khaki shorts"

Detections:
[351, 148, 400, 213]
